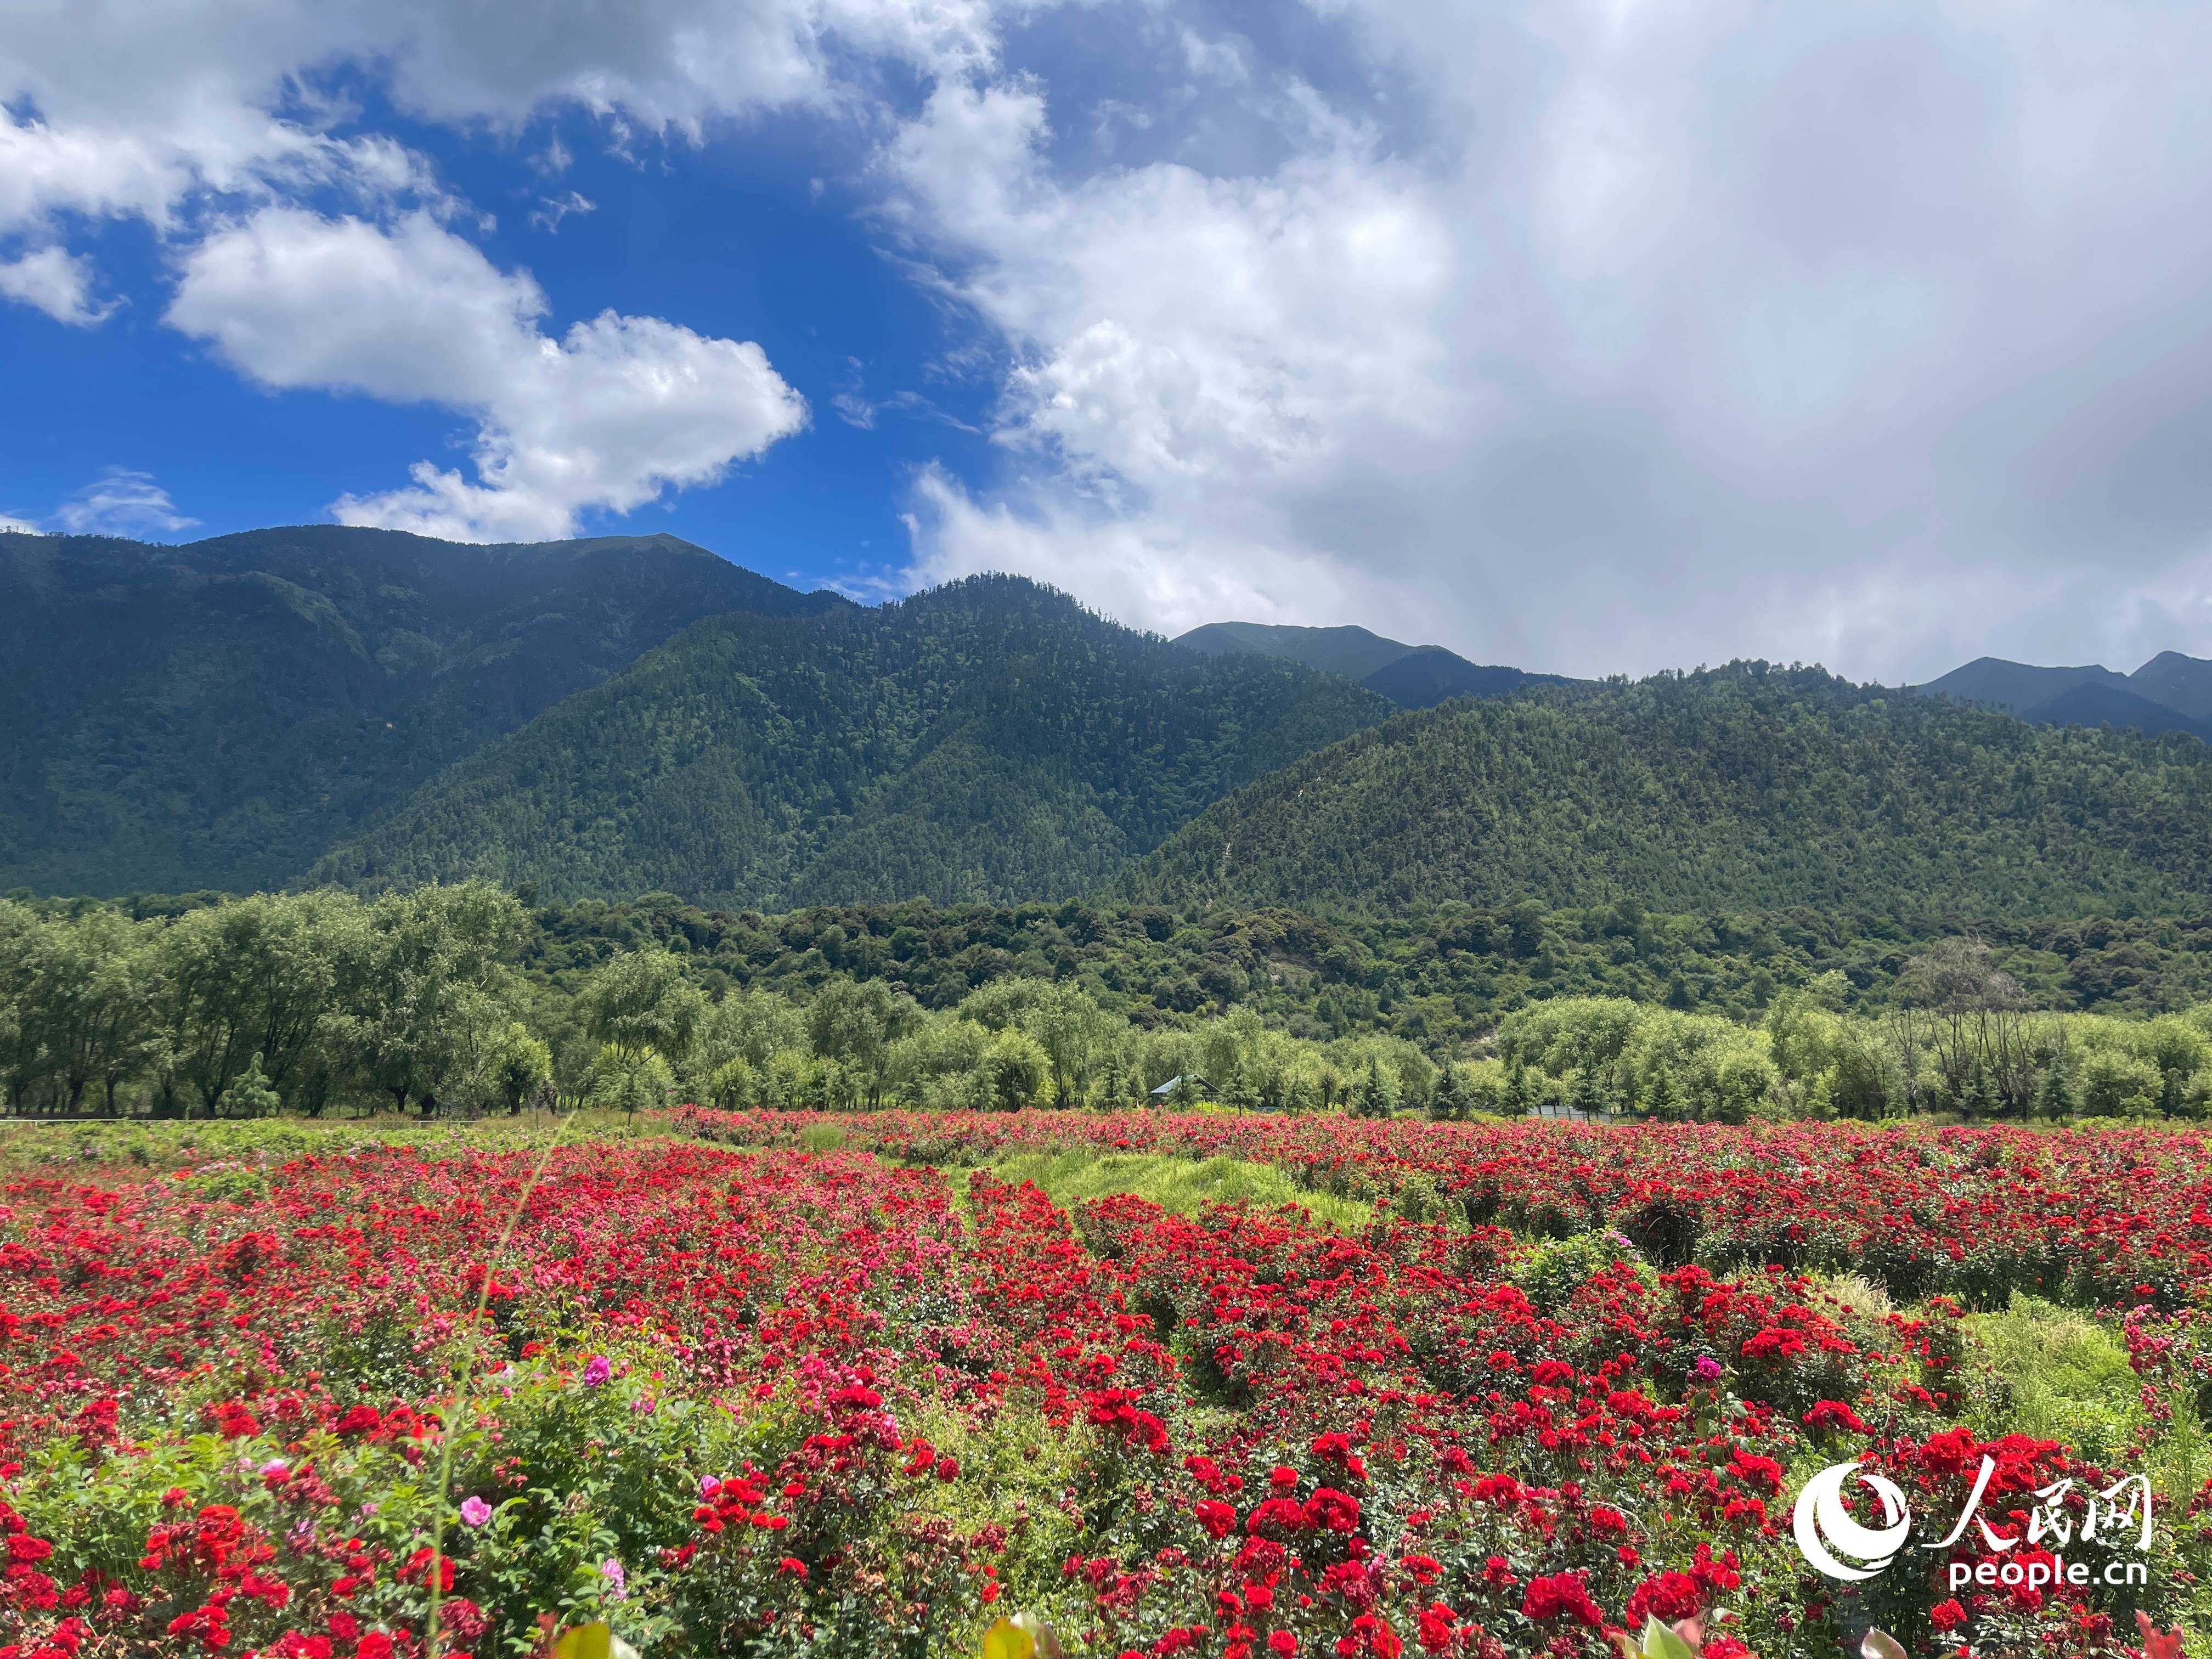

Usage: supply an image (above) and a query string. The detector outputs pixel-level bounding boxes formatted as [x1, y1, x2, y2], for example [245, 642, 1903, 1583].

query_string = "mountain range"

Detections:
[1172, 621, 1578, 708]
[0, 526, 847, 894]
[12, 524, 2212, 922]
[311, 576, 1384, 907]
[1917, 652, 2212, 743]
[1125, 665, 2212, 917]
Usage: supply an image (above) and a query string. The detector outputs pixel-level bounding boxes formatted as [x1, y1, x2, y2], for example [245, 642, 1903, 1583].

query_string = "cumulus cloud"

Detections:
[52, 469, 199, 538]
[166, 209, 808, 541]
[0, 0, 995, 238]
[0, 0, 998, 407]
[883, 1, 2212, 681]
[0, 245, 112, 324]
[14, 0, 2212, 676]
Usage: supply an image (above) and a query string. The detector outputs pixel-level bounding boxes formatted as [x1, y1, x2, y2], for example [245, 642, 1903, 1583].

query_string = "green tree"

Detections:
[1959, 1057, 2001, 1119]
[807, 978, 917, 1107]
[154, 890, 365, 1119]
[343, 884, 529, 1115]
[979, 1026, 1048, 1111]
[1025, 980, 1111, 1108]
[579, 948, 707, 1069]
[2034, 1056, 2078, 1121]
[1351, 1053, 1401, 1118]
[486, 1023, 554, 1113]
[219, 1056, 281, 1119]
[1430, 1062, 1472, 1122]
[583, 1043, 676, 1114]
[707, 1056, 758, 1110]
[1502, 1054, 1534, 1118]
[1566, 1064, 1609, 1120]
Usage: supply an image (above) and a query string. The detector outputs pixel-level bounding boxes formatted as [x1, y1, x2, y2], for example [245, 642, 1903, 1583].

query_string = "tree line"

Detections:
[1489, 937, 2212, 1123]
[5, 885, 2208, 1122]
[0, 884, 1435, 1119]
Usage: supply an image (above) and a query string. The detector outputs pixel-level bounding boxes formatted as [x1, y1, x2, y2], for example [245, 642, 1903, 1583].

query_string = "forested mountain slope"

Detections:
[1127, 664, 2212, 917]
[0, 526, 845, 895]
[313, 575, 1390, 907]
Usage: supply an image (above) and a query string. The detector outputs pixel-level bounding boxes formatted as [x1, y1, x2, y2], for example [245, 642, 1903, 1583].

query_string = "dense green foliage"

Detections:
[315, 576, 1388, 907]
[12, 884, 2212, 1128]
[506, 891, 2212, 1045]
[0, 884, 1443, 1119]
[32, 886, 2212, 1070]
[0, 526, 844, 895]
[1131, 663, 2212, 916]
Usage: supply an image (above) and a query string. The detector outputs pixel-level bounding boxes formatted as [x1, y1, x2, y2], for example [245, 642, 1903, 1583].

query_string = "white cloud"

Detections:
[0, 514, 40, 534]
[529, 190, 596, 233]
[13, 0, 2212, 675]
[167, 208, 808, 541]
[0, 244, 112, 324]
[0, 0, 997, 240]
[905, 464, 1390, 639]
[879, 1, 2212, 682]
[0, 0, 1000, 391]
[51, 469, 199, 538]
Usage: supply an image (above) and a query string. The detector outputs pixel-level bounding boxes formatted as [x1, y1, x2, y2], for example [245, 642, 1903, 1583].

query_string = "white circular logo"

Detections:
[1792, 1459, 1912, 1582]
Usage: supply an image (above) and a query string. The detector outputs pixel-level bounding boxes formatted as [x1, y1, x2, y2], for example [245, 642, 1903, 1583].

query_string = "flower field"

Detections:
[2, 1112, 2208, 1659]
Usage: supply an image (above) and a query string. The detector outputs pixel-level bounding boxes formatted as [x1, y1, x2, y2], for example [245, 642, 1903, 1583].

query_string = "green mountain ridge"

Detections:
[1126, 664, 2212, 917]
[1171, 620, 1576, 709]
[311, 575, 1390, 907]
[1920, 651, 2212, 743]
[0, 524, 847, 894]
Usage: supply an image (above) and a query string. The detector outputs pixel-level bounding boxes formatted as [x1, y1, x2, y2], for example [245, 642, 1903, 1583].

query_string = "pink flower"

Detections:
[582, 1355, 613, 1387]
[459, 1496, 492, 1528]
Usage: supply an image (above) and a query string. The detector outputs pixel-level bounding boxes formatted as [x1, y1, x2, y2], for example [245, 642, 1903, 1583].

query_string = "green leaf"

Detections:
[1640, 1616, 1698, 1659]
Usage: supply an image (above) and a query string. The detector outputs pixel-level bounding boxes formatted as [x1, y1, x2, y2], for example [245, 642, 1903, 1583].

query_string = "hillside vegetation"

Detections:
[314, 577, 1388, 907]
[1130, 664, 2212, 917]
[10, 881, 2212, 1126]
[0, 525, 844, 894]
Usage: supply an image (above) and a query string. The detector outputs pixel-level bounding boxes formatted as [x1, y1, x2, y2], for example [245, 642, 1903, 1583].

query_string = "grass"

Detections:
[1961, 1294, 2150, 1462]
[1956, 1294, 2212, 1649]
[976, 1148, 1380, 1231]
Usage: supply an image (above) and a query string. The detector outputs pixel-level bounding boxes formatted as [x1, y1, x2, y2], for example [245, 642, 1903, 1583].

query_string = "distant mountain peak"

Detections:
[1918, 650, 2212, 742]
[1175, 622, 1416, 684]
[1171, 620, 1577, 710]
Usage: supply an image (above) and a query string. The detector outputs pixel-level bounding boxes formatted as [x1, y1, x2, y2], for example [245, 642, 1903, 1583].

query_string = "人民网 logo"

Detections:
[1792, 1459, 1912, 1581]
[1790, 1455, 2156, 1591]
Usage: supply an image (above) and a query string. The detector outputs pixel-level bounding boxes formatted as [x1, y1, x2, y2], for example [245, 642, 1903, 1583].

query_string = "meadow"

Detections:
[1, 1110, 2205, 1659]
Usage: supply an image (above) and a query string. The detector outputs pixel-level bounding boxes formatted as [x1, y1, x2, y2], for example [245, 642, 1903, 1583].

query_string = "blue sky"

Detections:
[1, 77, 997, 602]
[9, 2, 2212, 682]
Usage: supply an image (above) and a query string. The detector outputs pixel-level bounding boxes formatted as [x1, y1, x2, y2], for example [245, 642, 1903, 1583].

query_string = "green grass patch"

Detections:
[979, 1148, 1378, 1232]
[1962, 1293, 2212, 1499]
